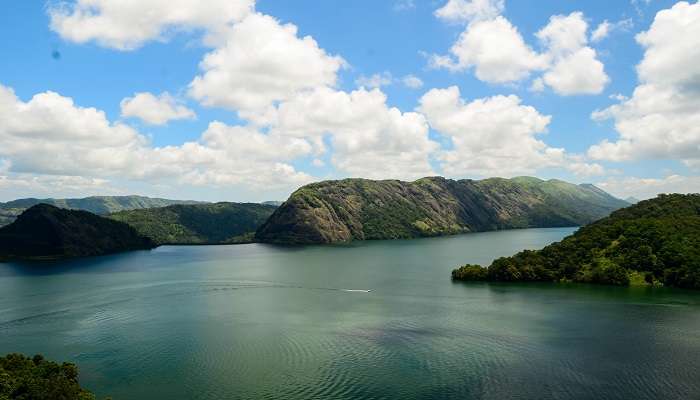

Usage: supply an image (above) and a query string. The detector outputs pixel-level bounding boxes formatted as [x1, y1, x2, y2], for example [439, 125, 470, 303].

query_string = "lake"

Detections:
[1, 227, 699, 400]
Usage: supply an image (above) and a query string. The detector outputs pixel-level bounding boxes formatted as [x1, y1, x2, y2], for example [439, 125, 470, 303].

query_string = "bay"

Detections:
[1, 227, 699, 399]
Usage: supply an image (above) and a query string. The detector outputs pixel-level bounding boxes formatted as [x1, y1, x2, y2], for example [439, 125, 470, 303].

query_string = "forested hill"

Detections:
[0, 195, 203, 227]
[109, 203, 277, 245]
[452, 194, 700, 289]
[0, 204, 155, 261]
[255, 176, 629, 244]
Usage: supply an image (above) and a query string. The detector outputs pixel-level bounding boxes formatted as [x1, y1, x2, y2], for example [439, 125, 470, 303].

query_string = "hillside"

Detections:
[109, 203, 277, 245]
[0, 195, 203, 227]
[255, 176, 628, 244]
[1, 353, 98, 400]
[452, 194, 700, 289]
[0, 204, 155, 261]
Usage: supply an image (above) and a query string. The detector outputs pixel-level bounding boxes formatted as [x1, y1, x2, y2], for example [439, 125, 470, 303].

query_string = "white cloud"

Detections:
[402, 75, 424, 89]
[536, 12, 609, 95]
[120, 92, 195, 125]
[591, 21, 612, 42]
[188, 13, 345, 118]
[355, 72, 393, 89]
[430, 16, 547, 83]
[418, 86, 566, 177]
[588, 1, 700, 165]
[431, 9, 609, 95]
[591, 18, 633, 42]
[48, 0, 254, 50]
[434, 0, 505, 24]
[597, 175, 700, 200]
[0, 84, 314, 193]
[271, 87, 438, 180]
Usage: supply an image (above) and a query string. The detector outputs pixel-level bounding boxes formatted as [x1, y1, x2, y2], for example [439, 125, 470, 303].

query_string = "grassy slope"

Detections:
[0, 196, 203, 226]
[256, 176, 628, 244]
[109, 203, 277, 245]
[453, 194, 700, 289]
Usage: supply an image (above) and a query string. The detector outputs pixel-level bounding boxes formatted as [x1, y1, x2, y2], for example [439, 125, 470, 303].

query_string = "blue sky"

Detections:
[0, 0, 698, 202]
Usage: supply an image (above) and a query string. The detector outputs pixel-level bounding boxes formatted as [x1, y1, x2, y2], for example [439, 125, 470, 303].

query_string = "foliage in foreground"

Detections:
[452, 194, 700, 289]
[0, 354, 101, 400]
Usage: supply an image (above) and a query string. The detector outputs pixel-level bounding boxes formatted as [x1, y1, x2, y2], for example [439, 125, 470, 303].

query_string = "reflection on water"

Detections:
[1, 227, 699, 399]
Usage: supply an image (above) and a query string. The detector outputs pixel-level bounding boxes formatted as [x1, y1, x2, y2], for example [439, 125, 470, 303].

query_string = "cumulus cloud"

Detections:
[120, 92, 195, 125]
[270, 87, 438, 180]
[588, 1, 700, 165]
[429, 16, 547, 83]
[418, 86, 567, 177]
[434, 0, 505, 24]
[536, 12, 609, 95]
[48, 0, 254, 50]
[188, 13, 345, 119]
[597, 175, 700, 200]
[0, 83, 314, 193]
[431, 5, 608, 95]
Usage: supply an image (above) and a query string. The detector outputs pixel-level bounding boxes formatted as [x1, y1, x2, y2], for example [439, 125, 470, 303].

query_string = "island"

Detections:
[0, 204, 155, 261]
[452, 194, 700, 289]
[255, 176, 629, 244]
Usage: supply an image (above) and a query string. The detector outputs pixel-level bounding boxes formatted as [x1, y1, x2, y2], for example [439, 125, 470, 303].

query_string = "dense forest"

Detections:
[109, 202, 277, 245]
[0, 195, 203, 227]
[256, 176, 628, 244]
[0, 354, 102, 400]
[0, 204, 155, 261]
[453, 194, 700, 289]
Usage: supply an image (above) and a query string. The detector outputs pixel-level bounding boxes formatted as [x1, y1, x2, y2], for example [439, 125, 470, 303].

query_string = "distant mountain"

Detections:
[453, 194, 700, 289]
[0, 204, 155, 261]
[625, 196, 641, 204]
[261, 201, 284, 206]
[109, 203, 278, 245]
[255, 176, 629, 244]
[0, 195, 204, 227]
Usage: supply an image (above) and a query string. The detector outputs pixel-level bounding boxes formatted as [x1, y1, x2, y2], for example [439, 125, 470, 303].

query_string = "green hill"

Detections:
[0, 353, 99, 400]
[0, 204, 155, 261]
[109, 203, 278, 245]
[452, 194, 700, 289]
[255, 176, 628, 244]
[0, 195, 203, 227]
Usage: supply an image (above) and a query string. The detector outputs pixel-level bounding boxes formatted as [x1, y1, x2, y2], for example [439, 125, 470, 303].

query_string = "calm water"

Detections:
[1, 227, 699, 400]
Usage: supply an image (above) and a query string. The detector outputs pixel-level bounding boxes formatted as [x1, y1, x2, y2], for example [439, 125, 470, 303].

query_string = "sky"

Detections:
[0, 0, 699, 202]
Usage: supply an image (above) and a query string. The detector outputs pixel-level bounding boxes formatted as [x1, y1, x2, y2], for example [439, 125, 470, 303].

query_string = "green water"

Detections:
[1, 227, 699, 399]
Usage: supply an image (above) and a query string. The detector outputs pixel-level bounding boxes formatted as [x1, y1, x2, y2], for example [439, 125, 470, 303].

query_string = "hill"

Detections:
[109, 203, 277, 245]
[0, 195, 203, 227]
[0, 204, 155, 261]
[452, 194, 700, 289]
[0, 353, 99, 400]
[255, 176, 628, 244]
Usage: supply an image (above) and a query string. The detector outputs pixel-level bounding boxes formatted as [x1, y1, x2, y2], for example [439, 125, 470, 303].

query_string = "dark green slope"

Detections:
[109, 203, 277, 245]
[0, 204, 155, 261]
[0, 195, 203, 227]
[452, 193, 700, 289]
[1, 353, 98, 400]
[255, 176, 628, 244]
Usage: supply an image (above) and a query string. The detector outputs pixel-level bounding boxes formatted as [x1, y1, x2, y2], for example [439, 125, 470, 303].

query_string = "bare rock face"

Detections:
[255, 176, 629, 245]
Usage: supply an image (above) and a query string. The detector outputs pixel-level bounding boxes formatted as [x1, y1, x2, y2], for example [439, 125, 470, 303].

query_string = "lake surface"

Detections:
[1, 227, 699, 400]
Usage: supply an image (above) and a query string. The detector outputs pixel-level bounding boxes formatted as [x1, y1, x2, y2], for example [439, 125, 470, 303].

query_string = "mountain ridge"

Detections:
[255, 176, 629, 244]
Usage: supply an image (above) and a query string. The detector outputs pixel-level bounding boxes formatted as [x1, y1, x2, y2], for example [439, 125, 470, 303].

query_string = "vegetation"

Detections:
[452, 194, 700, 289]
[109, 203, 277, 245]
[0, 195, 203, 227]
[256, 176, 628, 244]
[0, 353, 101, 400]
[0, 204, 155, 261]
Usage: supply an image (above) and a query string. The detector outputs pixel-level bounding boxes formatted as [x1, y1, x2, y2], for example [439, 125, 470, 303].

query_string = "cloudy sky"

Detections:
[1, 0, 699, 202]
